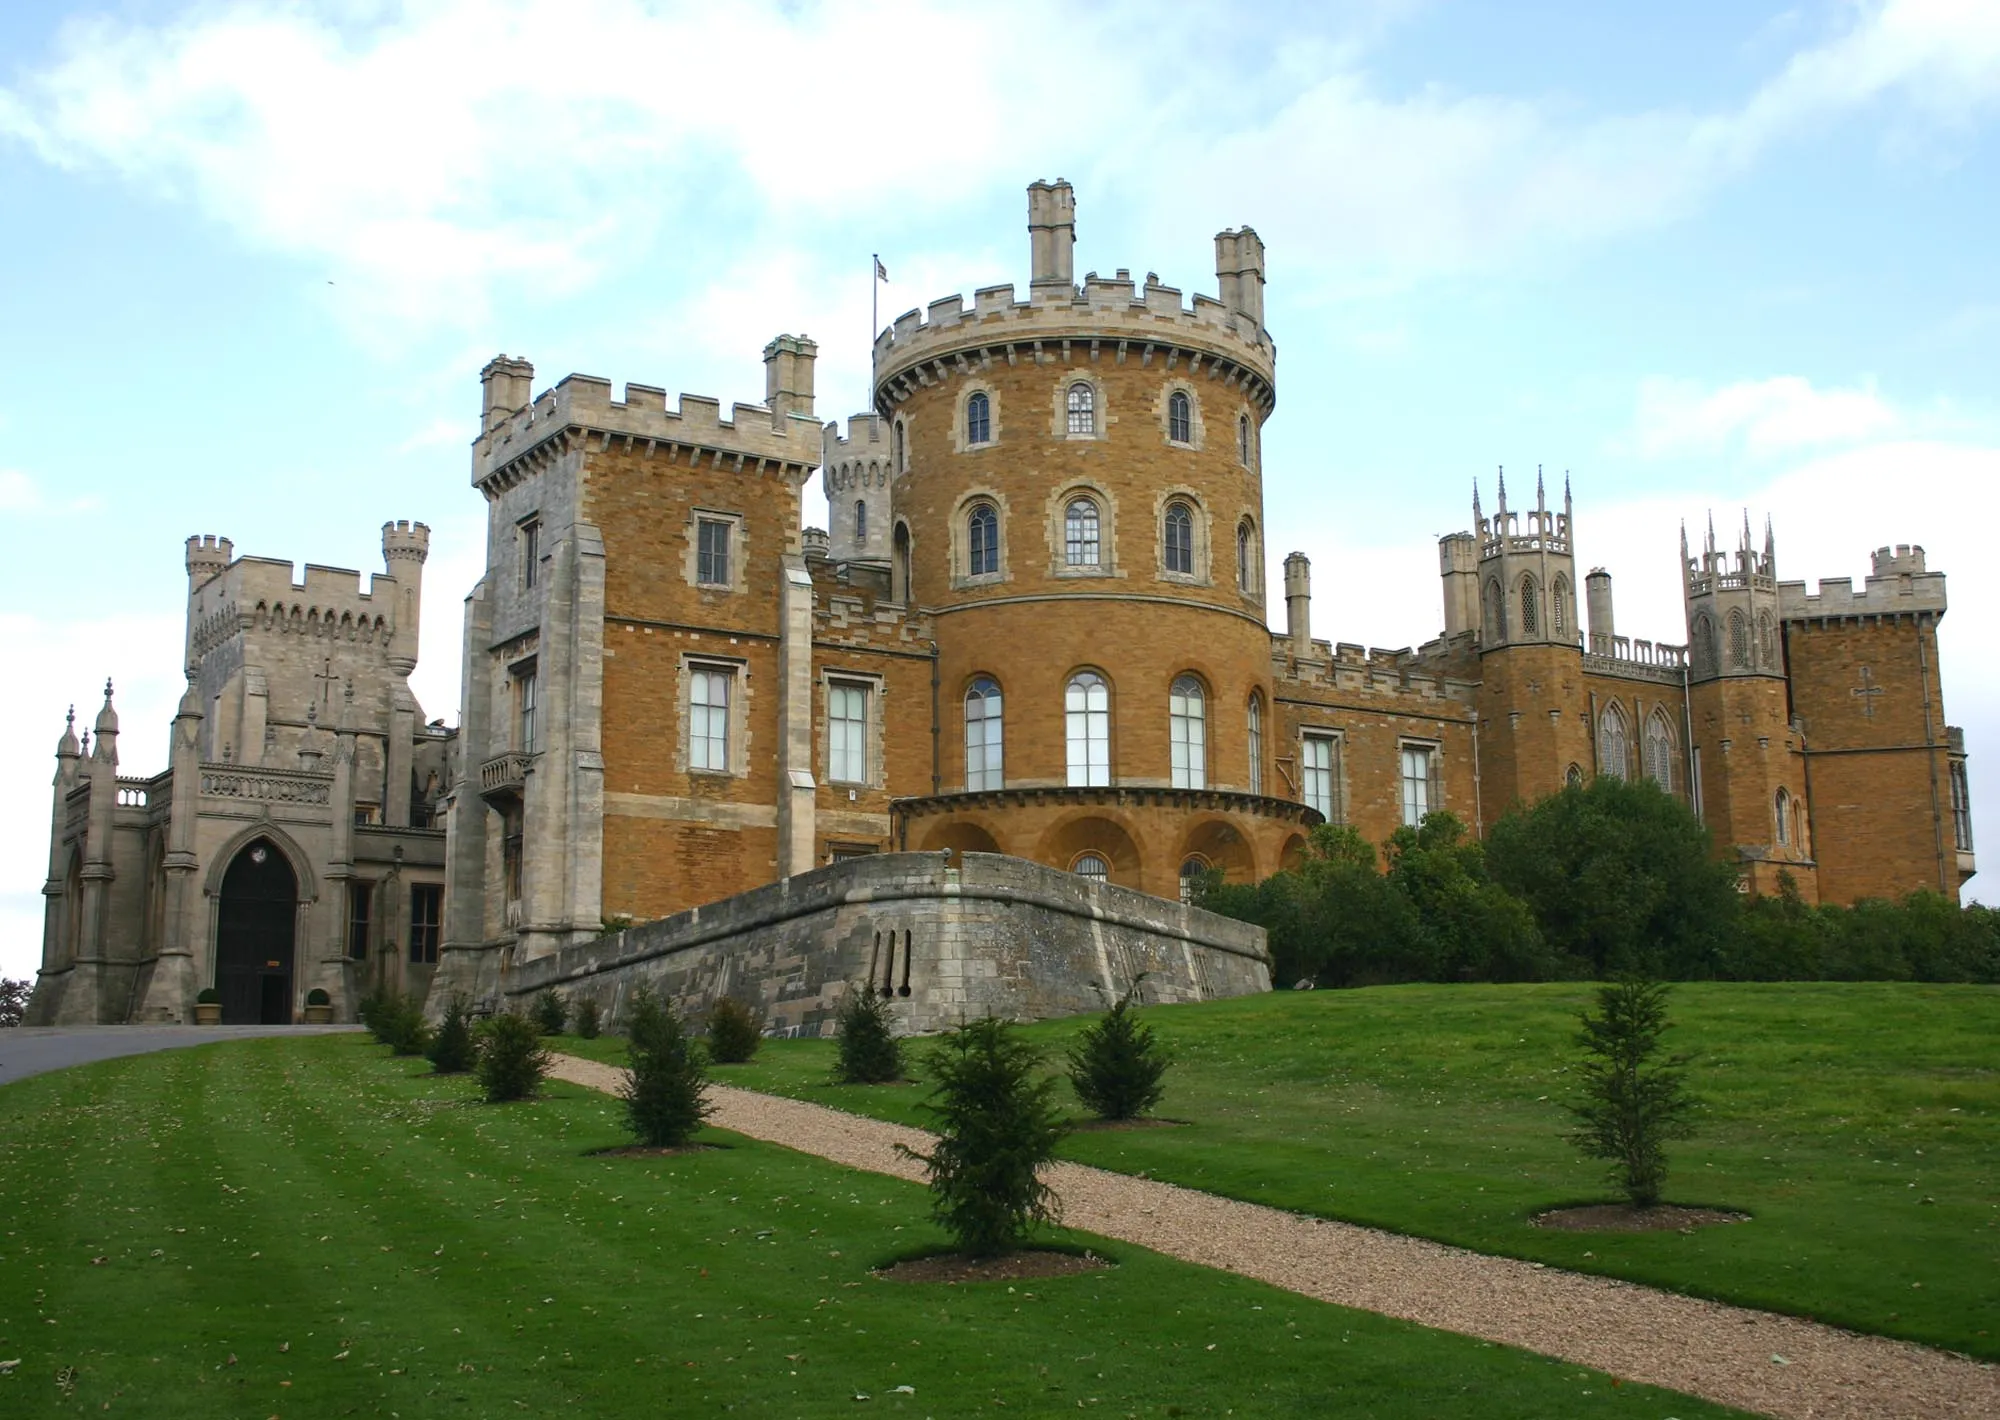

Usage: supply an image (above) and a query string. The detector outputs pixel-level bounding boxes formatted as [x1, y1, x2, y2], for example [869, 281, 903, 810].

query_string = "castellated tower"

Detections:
[821, 413, 892, 564]
[867, 177, 1314, 897]
[1683, 514, 1811, 895]
[1463, 470, 1594, 826]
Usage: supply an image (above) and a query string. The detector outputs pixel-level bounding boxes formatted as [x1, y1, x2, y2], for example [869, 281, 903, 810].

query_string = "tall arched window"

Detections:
[1758, 611, 1776, 668]
[1520, 575, 1539, 636]
[1775, 787, 1792, 845]
[1065, 498, 1101, 567]
[1066, 382, 1096, 435]
[1599, 703, 1629, 780]
[853, 499, 867, 544]
[1566, 763, 1584, 788]
[1065, 671, 1111, 786]
[1247, 693, 1264, 795]
[964, 677, 1003, 790]
[1693, 613, 1717, 677]
[1729, 609, 1749, 668]
[1170, 675, 1206, 789]
[966, 391, 991, 444]
[1168, 390, 1191, 443]
[1238, 413, 1251, 464]
[1164, 501, 1194, 574]
[967, 502, 999, 576]
[1646, 712, 1674, 790]
[892, 522, 911, 603]
[1552, 576, 1569, 641]
[1237, 521, 1254, 592]
[1482, 578, 1504, 643]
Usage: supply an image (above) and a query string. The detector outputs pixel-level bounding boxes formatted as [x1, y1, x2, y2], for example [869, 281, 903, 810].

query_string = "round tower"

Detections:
[873, 179, 1312, 898]
[185, 534, 233, 591]
[821, 413, 892, 564]
[381, 520, 431, 672]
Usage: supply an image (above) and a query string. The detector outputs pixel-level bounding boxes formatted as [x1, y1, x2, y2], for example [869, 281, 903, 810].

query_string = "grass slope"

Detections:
[0, 1034, 1737, 1418]
[597, 982, 1999, 1360]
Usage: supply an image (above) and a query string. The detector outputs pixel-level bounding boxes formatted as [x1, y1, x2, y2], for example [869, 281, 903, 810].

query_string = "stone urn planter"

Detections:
[193, 990, 223, 1026]
[303, 988, 333, 1024]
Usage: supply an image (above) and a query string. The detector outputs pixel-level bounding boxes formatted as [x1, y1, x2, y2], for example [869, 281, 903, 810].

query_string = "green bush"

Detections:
[196, 987, 220, 1005]
[305, 987, 331, 1007]
[427, 995, 476, 1075]
[1566, 976, 1699, 1207]
[706, 996, 762, 1064]
[378, 993, 430, 1056]
[1068, 983, 1170, 1121]
[831, 984, 904, 1084]
[905, 1017, 1068, 1257]
[531, 989, 568, 1036]
[622, 988, 712, 1147]
[573, 998, 602, 1040]
[475, 1013, 550, 1103]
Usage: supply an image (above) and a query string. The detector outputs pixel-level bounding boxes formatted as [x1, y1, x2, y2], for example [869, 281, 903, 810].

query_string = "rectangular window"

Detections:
[1400, 744, 1439, 827]
[697, 518, 731, 586]
[828, 680, 868, 784]
[520, 517, 540, 590]
[830, 843, 877, 863]
[1301, 734, 1336, 819]
[690, 666, 732, 772]
[516, 669, 537, 753]
[1951, 761, 1973, 851]
[409, 884, 443, 964]
[346, 881, 372, 961]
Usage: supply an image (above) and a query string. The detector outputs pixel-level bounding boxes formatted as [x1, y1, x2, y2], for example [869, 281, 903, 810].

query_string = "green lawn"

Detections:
[0, 1035, 1739, 1418]
[562, 981, 2000, 1361]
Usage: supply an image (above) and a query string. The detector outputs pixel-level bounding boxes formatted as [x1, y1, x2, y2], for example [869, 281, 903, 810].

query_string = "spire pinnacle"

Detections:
[1496, 465, 1508, 514]
[1536, 464, 1546, 510]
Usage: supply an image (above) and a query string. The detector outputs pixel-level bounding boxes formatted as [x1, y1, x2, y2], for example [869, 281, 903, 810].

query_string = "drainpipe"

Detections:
[929, 640, 941, 797]
[1681, 658, 1698, 817]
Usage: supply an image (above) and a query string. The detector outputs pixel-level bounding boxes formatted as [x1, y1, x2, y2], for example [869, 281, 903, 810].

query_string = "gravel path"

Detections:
[550, 1053, 1998, 1420]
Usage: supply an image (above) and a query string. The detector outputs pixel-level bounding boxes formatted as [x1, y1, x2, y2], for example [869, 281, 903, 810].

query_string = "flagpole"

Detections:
[870, 253, 879, 381]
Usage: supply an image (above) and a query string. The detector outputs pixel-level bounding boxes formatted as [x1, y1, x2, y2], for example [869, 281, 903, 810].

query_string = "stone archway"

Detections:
[216, 839, 298, 1024]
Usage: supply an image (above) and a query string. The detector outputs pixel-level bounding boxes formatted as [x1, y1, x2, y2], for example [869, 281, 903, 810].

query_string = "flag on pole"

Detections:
[874, 255, 888, 282]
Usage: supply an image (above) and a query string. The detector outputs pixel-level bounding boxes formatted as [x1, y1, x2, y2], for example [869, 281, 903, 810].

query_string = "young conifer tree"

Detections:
[1566, 976, 1699, 1207]
[831, 983, 904, 1084]
[622, 987, 713, 1147]
[706, 996, 762, 1064]
[475, 1012, 550, 1103]
[1067, 981, 1169, 1121]
[427, 994, 476, 1074]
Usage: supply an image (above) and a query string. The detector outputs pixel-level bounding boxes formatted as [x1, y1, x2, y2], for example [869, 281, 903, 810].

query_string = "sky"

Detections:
[3, 0, 1997, 980]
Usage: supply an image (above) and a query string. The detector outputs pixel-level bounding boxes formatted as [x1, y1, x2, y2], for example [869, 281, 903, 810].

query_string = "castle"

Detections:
[32, 180, 1975, 1026]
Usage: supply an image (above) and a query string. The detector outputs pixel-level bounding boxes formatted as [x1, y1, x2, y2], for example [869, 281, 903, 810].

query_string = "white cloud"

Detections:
[1633, 376, 1902, 458]
[0, 467, 102, 514]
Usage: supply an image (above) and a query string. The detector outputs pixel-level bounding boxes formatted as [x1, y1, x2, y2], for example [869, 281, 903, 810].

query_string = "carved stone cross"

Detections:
[313, 656, 338, 706]
[1851, 665, 1885, 718]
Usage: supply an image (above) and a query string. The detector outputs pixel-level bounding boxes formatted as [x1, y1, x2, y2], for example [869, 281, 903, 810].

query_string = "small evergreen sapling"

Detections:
[475, 1012, 551, 1103]
[1068, 983, 1170, 1121]
[573, 997, 602, 1040]
[622, 988, 713, 1147]
[531, 989, 568, 1036]
[1566, 976, 1700, 1207]
[384, 995, 431, 1056]
[706, 996, 762, 1064]
[831, 984, 904, 1084]
[427, 995, 476, 1074]
[903, 1017, 1069, 1257]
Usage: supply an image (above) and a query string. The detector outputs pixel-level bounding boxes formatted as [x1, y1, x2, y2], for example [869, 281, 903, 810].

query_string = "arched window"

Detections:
[1565, 763, 1584, 788]
[964, 677, 1003, 790]
[1164, 501, 1194, 574]
[967, 502, 999, 576]
[1170, 675, 1206, 789]
[1065, 498, 1101, 567]
[1646, 713, 1675, 790]
[853, 500, 867, 544]
[892, 522, 911, 603]
[1073, 853, 1108, 884]
[1238, 413, 1251, 464]
[1179, 855, 1210, 905]
[1066, 671, 1111, 786]
[1168, 390, 1191, 443]
[966, 391, 991, 445]
[1482, 578, 1504, 643]
[1247, 694, 1264, 795]
[1237, 521, 1254, 592]
[1553, 576, 1569, 640]
[1599, 703, 1629, 780]
[1066, 382, 1096, 435]
[1729, 610, 1749, 668]
[1693, 613, 1717, 677]
[1775, 787, 1792, 846]
[1519, 575, 1539, 636]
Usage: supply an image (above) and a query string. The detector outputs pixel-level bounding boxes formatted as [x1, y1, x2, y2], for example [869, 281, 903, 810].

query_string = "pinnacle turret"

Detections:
[57, 705, 79, 759]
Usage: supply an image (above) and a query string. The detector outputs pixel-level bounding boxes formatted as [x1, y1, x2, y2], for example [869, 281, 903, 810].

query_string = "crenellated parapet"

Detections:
[1273, 633, 1478, 709]
[188, 555, 406, 661]
[473, 362, 824, 497]
[1780, 545, 1947, 623]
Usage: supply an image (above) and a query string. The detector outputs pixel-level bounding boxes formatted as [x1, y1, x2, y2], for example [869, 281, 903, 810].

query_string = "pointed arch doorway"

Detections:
[216, 839, 298, 1023]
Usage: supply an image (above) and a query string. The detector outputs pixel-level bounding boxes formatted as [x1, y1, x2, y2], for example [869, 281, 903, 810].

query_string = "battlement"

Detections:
[474, 360, 824, 490]
[823, 412, 889, 465]
[381, 519, 431, 562]
[1779, 556, 1947, 622]
[185, 534, 234, 590]
[1583, 637, 1689, 685]
[1273, 632, 1477, 709]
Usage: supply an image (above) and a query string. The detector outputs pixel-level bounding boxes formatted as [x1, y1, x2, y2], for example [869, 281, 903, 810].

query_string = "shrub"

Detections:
[831, 984, 904, 1084]
[427, 995, 476, 1075]
[196, 987, 221, 1005]
[0, 978, 27, 1028]
[1068, 983, 1170, 1121]
[531, 989, 568, 1036]
[904, 1017, 1068, 1257]
[573, 998, 602, 1040]
[367, 991, 430, 1056]
[1566, 976, 1699, 1207]
[622, 988, 712, 1147]
[305, 987, 331, 1007]
[476, 1012, 550, 1103]
[706, 997, 762, 1064]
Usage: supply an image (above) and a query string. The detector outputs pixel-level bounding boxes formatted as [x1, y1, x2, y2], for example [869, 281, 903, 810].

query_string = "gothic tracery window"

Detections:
[1599, 703, 1629, 780]
[1520, 575, 1539, 636]
[1646, 712, 1674, 791]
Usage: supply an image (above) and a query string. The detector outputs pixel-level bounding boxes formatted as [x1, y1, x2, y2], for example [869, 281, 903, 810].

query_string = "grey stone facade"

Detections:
[430, 851, 1272, 1035]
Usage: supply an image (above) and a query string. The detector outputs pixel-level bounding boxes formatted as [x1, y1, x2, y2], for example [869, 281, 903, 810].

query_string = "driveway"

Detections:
[0, 1025, 362, 1089]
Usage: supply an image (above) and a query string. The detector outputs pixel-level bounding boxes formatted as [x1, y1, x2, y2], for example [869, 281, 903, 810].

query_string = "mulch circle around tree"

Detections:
[1532, 1204, 1749, 1232]
[584, 1143, 725, 1159]
[873, 1251, 1114, 1284]
[1066, 1117, 1189, 1133]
